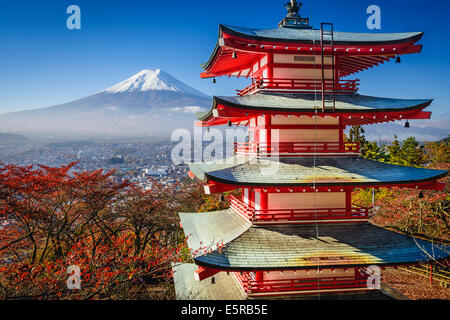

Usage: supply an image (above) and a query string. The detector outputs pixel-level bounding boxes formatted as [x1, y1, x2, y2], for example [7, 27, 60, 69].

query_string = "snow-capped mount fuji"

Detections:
[0, 69, 211, 139]
[104, 69, 208, 97]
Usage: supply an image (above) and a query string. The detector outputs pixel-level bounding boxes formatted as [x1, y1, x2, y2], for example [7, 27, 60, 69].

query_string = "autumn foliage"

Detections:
[351, 138, 449, 243]
[0, 162, 187, 299]
[0, 135, 448, 299]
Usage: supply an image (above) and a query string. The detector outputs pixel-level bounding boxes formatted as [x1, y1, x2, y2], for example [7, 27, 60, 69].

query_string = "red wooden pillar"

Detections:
[338, 116, 344, 152]
[255, 271, 264, 291]
[345, 190, 352, 216]
[267, 53, 273, 80]
[265, 114, 272, 155]
[261, 192, 268, 210]
[259, 190, 269, 222]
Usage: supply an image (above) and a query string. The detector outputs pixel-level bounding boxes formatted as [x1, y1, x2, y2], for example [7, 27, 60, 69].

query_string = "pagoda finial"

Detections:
[285, 0, 301, 18]
[279, 0, 311, 29]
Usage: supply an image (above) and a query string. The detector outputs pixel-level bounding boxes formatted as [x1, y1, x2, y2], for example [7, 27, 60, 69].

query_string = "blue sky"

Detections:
[0, 0, 449, 121]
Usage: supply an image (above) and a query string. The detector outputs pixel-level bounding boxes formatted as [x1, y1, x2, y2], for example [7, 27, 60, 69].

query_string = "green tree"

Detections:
[348, 126, 389, 161]
[388, 136, 425, 167]
[361, 141, 390, 162]
[348, 125, 367, 149]
[424, 137, 450, 166]
[387, 135, 402, 163]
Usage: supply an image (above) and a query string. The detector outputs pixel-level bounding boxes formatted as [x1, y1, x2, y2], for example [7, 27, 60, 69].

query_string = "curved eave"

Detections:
[189, 156, 448, 189]
[213, 95, 433, 115]
[180, 210, 449, 271]
[196, 94, 433, 126]
[200, 41, 221, 71]
[219, 24, 424, 46]
[194, 256, 450, 272]
[204, 170, 448, 189]
[201, 24, 424, 75]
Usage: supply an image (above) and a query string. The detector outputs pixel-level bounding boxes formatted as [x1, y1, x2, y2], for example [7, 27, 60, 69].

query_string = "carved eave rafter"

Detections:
[195, 98, 432, 127]
[201, 25, 423, 78]
[198, 178, 446, 194]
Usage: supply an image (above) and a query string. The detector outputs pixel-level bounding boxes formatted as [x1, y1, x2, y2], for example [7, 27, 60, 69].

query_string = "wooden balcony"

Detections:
[234, 271, 369, 295]
[237, 78, 360, 96]
[228, 195, 372, 224]
[234, 141, 360, 156]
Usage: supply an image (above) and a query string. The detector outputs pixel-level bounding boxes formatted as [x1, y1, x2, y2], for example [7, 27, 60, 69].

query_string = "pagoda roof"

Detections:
[202, 25, 423, 78]
[219, 24, 423, 46]
[180, 208, 251, 257]
[179, 209, 449, 270]
[189, 155, 447, 188]
[172, 263, 246, 300]
[172, 262, 396, 300]
[196, 93, 432, 126]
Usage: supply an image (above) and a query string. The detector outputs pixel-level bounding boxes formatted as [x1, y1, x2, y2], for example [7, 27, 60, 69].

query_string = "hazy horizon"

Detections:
[0, 0, 448, 141]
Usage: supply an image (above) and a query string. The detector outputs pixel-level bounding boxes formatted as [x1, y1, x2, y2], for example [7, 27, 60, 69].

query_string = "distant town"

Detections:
[0, 137, 190, 190]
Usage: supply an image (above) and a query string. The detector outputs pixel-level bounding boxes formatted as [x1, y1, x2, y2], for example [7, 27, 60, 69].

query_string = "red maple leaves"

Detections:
[0, 162, 186, 299]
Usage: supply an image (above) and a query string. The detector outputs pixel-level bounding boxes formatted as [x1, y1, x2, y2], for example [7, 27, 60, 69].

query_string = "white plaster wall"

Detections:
[253, 62, 259, 74]
[259, 129, 267, 143]
[243, 188, 249, 205]
[273, 67, 334, 80]
[260, 55, 268, 67]
[276, 129, 339, 142]
[271, 116, 339, 125]
[267, 192, 346, 209]
[263, 268, 355, 281]
[257, 116, 265, 127]
[273, 54, 334, 65]
[254, 191, 261, 210]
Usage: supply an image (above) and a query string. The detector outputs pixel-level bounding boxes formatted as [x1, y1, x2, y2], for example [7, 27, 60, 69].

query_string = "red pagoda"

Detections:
[173, 1, 449, 299]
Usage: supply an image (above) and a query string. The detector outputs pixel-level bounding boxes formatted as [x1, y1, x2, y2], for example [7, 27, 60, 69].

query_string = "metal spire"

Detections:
[285, 0, 301, 18]
[279, 0, 311, 29]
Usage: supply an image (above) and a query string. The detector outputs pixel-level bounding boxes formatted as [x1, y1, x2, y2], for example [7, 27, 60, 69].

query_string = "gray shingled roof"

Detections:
[220, 24, 423, 45]
[197, 93, 432, 121]
[172, 263, 246, 300]
[179, 210, 449, 270]
[172, 263, 398, 300]
[189, 156, 447, 187]
[180, 209, 251, 258]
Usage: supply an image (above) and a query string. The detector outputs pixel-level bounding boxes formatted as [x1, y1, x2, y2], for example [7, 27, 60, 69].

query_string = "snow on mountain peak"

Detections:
[104, 69, 174, 93]
[103, 69, 208, 98]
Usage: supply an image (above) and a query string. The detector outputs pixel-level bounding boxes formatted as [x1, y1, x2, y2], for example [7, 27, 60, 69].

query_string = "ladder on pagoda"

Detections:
[321, 23, 336, 112]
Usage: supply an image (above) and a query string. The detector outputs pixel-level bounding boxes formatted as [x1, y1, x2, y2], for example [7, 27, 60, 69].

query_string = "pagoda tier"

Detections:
[196, 94, 432, 127]
[173, 264, 400, 299]
[187, 155, 446, 225]
[190, 156, 447, 191]
[174, 209, 449, 297]
[180, 210, 449, 269]
[201, 24, 422, 80]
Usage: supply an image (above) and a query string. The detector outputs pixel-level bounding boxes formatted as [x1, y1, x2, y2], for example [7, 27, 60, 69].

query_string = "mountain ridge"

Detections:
[0, 69, 448, 141]
[0, 69, 211, 139]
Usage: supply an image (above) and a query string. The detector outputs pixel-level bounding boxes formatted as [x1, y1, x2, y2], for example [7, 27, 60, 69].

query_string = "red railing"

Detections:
[237, 78, 360, 96]
[228, 195, 372, 224]
[234, 272, 368, 294]
[234, 141, 360, 155]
